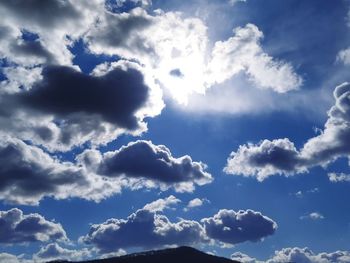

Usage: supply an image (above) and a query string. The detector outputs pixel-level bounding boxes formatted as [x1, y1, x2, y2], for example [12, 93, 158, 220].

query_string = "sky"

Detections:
[1, 0, 350, 262]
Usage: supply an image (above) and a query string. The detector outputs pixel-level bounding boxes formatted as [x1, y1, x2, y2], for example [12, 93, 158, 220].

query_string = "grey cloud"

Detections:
[82, 199, 277, 252]
[0, 208, 66, 244]
[201, 209, 277, 245]
[0, 0, 80, 30]
[82, 199, 207, 252]
[225, 83, 350, 180]
[0, 137, 120, 205]
[97, 140, 213, 187]
[34, 243, 91, 262]
[0, 62, 163, 151]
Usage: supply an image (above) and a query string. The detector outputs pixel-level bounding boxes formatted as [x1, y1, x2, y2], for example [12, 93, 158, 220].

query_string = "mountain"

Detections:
[49, 246, 238, 263]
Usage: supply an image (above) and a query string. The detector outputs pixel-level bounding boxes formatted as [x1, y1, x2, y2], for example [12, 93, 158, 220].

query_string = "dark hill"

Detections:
[49, 246, 238, 263]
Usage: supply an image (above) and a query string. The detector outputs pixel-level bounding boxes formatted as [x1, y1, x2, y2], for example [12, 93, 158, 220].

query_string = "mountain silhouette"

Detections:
[48, 246, 238, 263]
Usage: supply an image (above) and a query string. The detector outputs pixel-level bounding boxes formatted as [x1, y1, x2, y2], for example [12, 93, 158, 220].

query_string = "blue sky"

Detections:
[1, 0, 350, 262]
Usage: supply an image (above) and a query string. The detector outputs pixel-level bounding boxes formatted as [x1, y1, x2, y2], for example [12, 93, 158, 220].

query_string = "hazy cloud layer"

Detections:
[0, 208, 66, 244]
[225, 83, 350, 180]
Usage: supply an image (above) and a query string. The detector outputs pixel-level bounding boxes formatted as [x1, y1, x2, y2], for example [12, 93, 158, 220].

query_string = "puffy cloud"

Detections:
[85, 7, 301, 104]
[82, 199, 277, 252]
[328, 172, 350, 182]
[207, 24, 302, 93]
[300, 212, 324, 221]
[267, 247, 350, 263]
[201, 209, 277, 245]
[0, 136, 126, 205]
[184, 198, 209, 212]
[0, 253, 23, 263]
[81, 197, 207, 252]
[232, 248, 350, 263]
[231, 252, 260, 263]
[96, 140, 213, 192]
[33, 243, 91, 262]
[0, 208, 66, 244]
[224, 138, 306, 181]
[225, 83, 350, 180]
[143, 195, 181, 213]
[0, 62, 163, 152]
[0, 137, 210, 205]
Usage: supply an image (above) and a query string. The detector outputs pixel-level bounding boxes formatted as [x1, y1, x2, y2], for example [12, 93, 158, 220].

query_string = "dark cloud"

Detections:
[18, 65, 149, 130]
[0, 62, 161, 151]
[97, 140, 212, 186]
[82, 197, 207, 252]
[201, 209, 277, 245]
[224, 138, 306, 181]
[0, 208, 66, 244]
[0, 138, 120, 205]
[225, 82, 350, 180]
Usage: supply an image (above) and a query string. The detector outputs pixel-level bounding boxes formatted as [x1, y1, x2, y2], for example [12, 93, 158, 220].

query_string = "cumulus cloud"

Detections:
[95, 140, 213, 192]
[0, 62, 163, 152]
[81, 196, 207, 252]
[33, 243, 91, 262]
[0, 137, 210, 205]
[0, 137, 125, 205]
[232, 247, 350, 263]
[225, 83, 350, 180]
[267, 247, 350, 263]
[82, 203, 277, 252]
[84, 7, 301, 104]
[328, 172, 350, 182]
[231, 252, 260, 263]
[143, 195, 181, 212]
[207, 24, 302, 93]
[201, 209, 277, 245]
[0, 208, 66, 244]
[224, 138, 306, 181]
[183, 198, 209, 212]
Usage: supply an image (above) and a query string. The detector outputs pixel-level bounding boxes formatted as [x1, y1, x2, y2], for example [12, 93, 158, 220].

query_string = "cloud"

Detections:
[184, 198, 209, 211]
[228, 0, 247, 6]
[0, 208, 66, 244]
[267, 247, 350, 263]
[0, 62, 163, 151]
[206, 24, 302, 93]
[82, 198, 277, 252]
[33, 243, 91, 262]
[143, 195, 181, 212]
[201, 209, 277, 245]
[328, 172, 350, 182]
[231, 252, 260, 263]
[81, 197, 207, 252]
[300, 212, 324, 221]
[224, 138, 306, 181]
[225, 83, 350, 180]
[96, 140, 213, 192]
[0, 137, 126, 205]
[85, 7, 301, 104]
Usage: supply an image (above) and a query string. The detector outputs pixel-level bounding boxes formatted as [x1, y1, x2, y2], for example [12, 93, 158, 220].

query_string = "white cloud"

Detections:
[300, 212, 325, 221]
[328, 172, 350, 182]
